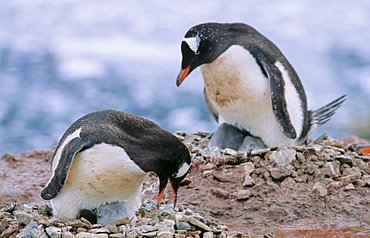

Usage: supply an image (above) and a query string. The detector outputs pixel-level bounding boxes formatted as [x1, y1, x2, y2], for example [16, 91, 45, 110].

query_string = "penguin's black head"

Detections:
[156, 143, 191, 208]
[176, 22, 236, 86]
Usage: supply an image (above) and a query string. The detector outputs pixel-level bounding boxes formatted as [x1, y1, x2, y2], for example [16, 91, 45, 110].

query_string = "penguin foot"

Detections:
[78, 209, 97, 224]
[238, 135, 266, 151]
[210, 123, 250, 150]
[210, 123, 266, 151]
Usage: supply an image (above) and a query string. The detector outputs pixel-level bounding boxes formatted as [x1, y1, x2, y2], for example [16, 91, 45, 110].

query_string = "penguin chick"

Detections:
[177, 22, 346, 148]
[41, 109, 191, 224]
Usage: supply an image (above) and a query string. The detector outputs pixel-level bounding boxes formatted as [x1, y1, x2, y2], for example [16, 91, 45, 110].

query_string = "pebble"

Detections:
[268, 149, 296, 167]
[327, 181, 343, 190]
[268, 167, 293, 181]
[312, 183, 328, 197]
[335, 155, 354, 166]
[280, 177, 296, 189]
[343, 183, 356, 190]
[175, 221, 193, 230]
[157, 231, 174, 238]
[211, 165, 247, 182]
[210, 188, 229, 199]
[14, 211, 34, 225]
[242, 175, 256, 187]
[250, 148, 270, 155]
[233, 190, 252, 200]
[186, 217, 212, 232]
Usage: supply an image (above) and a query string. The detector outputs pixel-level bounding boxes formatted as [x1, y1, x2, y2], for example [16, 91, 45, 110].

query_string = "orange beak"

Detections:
[176, 66, 190, 87]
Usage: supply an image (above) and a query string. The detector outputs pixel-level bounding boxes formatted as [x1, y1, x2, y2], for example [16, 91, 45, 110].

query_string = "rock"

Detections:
[203, 231, 214, 238]
[202, 163, 216, 171]
[45, 226, 62, 238]
[339, 168, 362, 184]
[335, 155, 353, 166]
[353, 179, 367, 187]
[312, 183, 327, 197]
[134, 224, 158, 234]
[323, 161, 341, 178]
[233, 190, 252, 200]
[109, 234, 124, 238]
[210, 188, 229, 199]
[250, 148, 270, 155]
[242, 175, 256, 187]
[175, 221, 193, 230]
[280, 177, 296, 189]
[211, 165, 247, 183]
[115, 217, 131, 226]
[76, 232, 94, 238]
[14, 211, 33, 225]
[89, 227, 110, 234]
[362, 175, 370, 186]
[268, 167, 293, 181]
[243, 162, 255, 175]
[343, 183, 356, 190]
[327, 181, 343, 190]
[186, 217, 212, 232]
[4, 203, 17, 213]
[342, 167, 361, 177]
[157, 231, 174, 238]
[200, 146, 221, 158]
[67, 220, 90, 228]
[268, 149, 296, 166]
[63, 231, 76, 238]
[223, 148, 237, 155]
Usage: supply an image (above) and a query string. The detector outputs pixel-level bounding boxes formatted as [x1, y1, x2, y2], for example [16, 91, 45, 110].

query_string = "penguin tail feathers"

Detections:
[310, 94, 346, 130]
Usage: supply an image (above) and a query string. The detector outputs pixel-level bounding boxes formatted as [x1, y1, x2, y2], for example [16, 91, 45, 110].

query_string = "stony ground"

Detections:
[1, 132, 370, 237]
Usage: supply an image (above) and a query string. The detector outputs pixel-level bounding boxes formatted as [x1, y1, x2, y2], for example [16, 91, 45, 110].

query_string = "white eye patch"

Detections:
[183, 36, 200, 54]
[173, 162, 190, 178]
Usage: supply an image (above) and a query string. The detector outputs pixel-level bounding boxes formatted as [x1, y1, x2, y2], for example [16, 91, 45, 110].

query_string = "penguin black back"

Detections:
[42, 109, 191, 200]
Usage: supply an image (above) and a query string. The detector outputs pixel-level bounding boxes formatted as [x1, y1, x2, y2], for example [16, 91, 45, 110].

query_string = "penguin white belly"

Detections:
[200, 45, 299, 147]
[51, 143, 147, 219]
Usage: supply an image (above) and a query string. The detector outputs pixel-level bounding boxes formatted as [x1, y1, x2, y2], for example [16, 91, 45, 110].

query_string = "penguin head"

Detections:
[156, 143, 191, 207]
[176, 22, 236, 86]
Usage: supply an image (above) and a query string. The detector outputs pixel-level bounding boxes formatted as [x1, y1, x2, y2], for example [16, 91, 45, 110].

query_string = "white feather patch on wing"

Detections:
[274, 61, 304, 137]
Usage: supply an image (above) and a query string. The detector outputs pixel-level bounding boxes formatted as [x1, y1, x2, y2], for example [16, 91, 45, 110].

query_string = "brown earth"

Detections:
[1, 133, 370, 238]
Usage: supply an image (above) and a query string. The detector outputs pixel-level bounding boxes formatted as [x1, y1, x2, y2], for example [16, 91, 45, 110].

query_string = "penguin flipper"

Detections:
[204, 87, 219, 122]
[254, 51, 297, 139]
[41, 137, 88, 200]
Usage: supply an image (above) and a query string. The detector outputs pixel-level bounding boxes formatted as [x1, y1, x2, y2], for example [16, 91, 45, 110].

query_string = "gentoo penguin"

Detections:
[41, 109, 191, 225]
[176, 22, 346, 150]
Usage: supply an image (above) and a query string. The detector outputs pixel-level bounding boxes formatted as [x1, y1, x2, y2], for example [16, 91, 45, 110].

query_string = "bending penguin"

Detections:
[41, 109, 191, 225]
[176, 22, 346, 150]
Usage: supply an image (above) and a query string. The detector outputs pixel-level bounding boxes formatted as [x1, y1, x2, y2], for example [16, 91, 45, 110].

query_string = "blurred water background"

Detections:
[1, 0, 370, 156]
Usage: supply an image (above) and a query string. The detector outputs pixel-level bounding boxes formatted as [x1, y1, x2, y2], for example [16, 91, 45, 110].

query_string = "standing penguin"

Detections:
[41, 109, 191, 225]
[176, 22, 346, 150]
